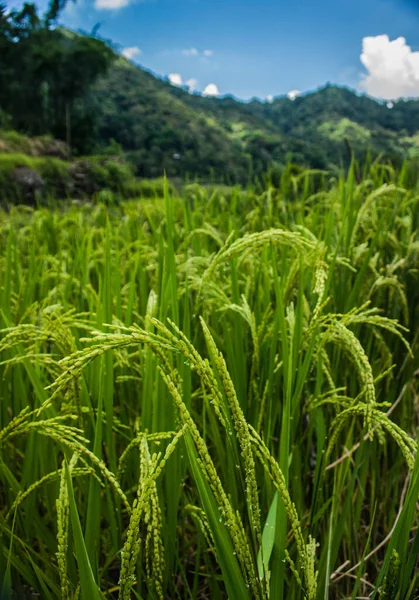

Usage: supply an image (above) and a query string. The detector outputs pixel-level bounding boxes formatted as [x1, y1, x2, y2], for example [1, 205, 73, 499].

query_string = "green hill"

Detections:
[89, 57, 419, 180]
[90, 58, 253, 181]
[1, 1, 419, 184]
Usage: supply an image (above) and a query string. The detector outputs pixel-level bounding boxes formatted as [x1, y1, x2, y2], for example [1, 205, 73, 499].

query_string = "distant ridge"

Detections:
[88, 56, 419, 181]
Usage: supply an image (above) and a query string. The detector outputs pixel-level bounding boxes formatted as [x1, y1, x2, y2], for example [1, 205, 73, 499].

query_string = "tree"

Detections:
[0, 1, 114, 153]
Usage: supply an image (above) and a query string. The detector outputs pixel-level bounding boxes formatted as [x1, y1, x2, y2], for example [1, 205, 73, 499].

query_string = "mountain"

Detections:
[88, 56, 419, 181]
[1, 5, 419, 185]
[90, 58, 253, 182]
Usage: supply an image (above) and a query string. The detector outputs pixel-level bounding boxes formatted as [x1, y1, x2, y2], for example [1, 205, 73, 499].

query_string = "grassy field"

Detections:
[0, 161, 418, 599]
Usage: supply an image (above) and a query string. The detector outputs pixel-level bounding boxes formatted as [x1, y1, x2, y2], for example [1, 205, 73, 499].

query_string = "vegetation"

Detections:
[2, 2, 419, 182]
[0, 160, 418, 599]
[0, 130, 151, 204]
[0, 1, 114, 153]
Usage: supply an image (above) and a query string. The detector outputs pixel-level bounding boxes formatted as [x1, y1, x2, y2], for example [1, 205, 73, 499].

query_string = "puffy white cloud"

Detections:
[203, 83, 220, 97]
[359, 35, 419, 99]
[95, 0, 130, 9]
[122, 46, 142, 60]
[287, 89, 301, 101]
[168, 73, 183, 86]
[266, 94, 274, 103]
[182, 48, 199, 57]
[186, 78, 199, 92]
[203, 49, 213, 57]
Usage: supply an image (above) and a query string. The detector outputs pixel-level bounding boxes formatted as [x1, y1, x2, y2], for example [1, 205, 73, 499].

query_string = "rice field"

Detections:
[0, 162, 418, 599]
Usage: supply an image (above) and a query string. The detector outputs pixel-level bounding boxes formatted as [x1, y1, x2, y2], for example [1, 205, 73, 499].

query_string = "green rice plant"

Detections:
[0, 162, 418, 599]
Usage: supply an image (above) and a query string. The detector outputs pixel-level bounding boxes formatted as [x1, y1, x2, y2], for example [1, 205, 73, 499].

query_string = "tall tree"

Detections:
[0, 1, 114, 153]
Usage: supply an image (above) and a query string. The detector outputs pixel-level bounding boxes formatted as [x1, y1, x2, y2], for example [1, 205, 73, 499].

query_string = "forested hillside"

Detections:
[91, 59, 419, 179]
[1, 1, 419, 182]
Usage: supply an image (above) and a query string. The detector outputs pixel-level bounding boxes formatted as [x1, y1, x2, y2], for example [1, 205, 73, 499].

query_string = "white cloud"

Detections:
[186, 78, 199, 92]
[122, 46, 142, 60]
[203, 83, 220, 97]
[387, 101, 394, 108]
[95, 0, 130, 9]
[168, 73, 183, 87]
[287, 89, 301, 101]
[359, 35, 419, 99]
[181, 48, 213, 58]
[266, 94, 274, 103]
[182, 48, 199, 57]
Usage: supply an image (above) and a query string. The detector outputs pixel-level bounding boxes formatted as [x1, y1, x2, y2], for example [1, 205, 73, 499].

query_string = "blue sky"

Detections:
[9, 0, 419, 100]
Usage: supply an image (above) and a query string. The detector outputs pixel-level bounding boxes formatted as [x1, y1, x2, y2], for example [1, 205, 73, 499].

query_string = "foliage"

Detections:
[0, 149, 142, 204]
[0, 129, 68, 159]
[2, 5, 419, 181]
[83, 62, 419, 180]
[0, 1, 114, 153]
[0, 152, 70, 202]
[0, 162, 418, 598]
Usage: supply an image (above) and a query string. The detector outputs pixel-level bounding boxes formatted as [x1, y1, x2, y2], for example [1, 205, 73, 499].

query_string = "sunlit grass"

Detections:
[0, 161, 418, 599]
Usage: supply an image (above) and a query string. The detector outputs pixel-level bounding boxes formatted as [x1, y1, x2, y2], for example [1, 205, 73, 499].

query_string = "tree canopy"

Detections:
[0, 1, 114, 152]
